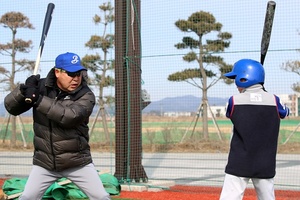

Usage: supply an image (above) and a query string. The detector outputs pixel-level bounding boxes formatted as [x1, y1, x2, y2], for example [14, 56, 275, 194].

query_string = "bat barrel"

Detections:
[260, 1, 276, 65]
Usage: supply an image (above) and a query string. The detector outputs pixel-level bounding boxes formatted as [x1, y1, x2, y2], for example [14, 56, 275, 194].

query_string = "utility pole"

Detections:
[115, 0, 148, 183]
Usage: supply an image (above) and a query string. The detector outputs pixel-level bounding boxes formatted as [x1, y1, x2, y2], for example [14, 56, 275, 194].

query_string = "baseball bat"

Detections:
[260, 1, 276, 65]
[25, 3, 55, 103]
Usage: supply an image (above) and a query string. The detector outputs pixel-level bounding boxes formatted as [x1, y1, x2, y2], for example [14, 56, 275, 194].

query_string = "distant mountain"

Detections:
[143, 95, 227, 113]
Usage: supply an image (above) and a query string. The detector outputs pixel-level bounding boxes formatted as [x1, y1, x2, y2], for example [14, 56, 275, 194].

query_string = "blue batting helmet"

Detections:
[224, 59, 265, 88]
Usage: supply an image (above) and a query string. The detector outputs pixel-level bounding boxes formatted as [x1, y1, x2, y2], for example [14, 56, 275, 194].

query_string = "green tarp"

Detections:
[2, 172, 121, 200]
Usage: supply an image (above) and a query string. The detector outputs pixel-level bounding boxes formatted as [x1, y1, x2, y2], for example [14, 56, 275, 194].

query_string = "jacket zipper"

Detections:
[50, 94, 60, 171]
[49, 120, 56, 170]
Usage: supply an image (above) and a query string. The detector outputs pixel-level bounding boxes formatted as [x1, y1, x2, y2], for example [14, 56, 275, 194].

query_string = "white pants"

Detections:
[219, 174, 275, 200]
[19, 163, 110, 200]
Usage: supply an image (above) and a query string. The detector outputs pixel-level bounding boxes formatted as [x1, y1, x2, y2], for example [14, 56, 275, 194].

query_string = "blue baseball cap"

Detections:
[55, 52, 86, 72]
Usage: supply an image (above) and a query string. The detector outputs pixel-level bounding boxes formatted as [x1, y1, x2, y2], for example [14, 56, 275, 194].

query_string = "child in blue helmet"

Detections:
[219, 59, 289, 200]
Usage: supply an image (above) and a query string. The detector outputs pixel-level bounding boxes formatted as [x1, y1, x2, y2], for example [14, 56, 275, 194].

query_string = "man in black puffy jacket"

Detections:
[4, 52, 110, 200]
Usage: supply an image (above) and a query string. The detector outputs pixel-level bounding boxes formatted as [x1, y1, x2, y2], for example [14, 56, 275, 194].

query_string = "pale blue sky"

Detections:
[1, 0, 299, 102]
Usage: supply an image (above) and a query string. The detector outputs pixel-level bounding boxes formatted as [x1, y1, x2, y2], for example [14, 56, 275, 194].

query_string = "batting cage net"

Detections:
[0, 0, 300, 199]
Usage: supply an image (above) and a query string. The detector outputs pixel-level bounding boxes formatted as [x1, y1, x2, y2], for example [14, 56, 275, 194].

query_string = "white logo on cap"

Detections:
[71, 55, 79, 64]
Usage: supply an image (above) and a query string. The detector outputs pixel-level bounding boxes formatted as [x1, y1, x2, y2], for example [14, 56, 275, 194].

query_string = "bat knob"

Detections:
[25, 98, 32, 104]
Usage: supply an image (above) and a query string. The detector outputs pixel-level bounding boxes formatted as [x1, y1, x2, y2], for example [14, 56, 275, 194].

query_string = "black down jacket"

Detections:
[4, 69, 95, 171]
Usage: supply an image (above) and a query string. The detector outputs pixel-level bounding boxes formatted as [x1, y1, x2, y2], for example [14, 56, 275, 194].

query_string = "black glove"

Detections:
[22, 75, 40, 104]
[25, 74, 40, 87]
[20, 84, 40, 104]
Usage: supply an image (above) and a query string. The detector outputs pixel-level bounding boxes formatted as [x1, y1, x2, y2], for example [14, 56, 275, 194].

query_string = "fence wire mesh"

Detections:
[0, 0, 299, 197]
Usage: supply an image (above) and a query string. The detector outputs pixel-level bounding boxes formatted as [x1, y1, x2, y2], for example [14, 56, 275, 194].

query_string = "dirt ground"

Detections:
[115, 186, 300, 200]
[90, 140, 300, 154]
[277, 142, 300, 154]
[143, 141, 300, 154]
[1, 140, 300, 154]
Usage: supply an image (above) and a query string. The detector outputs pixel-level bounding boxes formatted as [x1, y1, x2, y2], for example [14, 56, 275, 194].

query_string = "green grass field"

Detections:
[1, 117, 299, 148]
